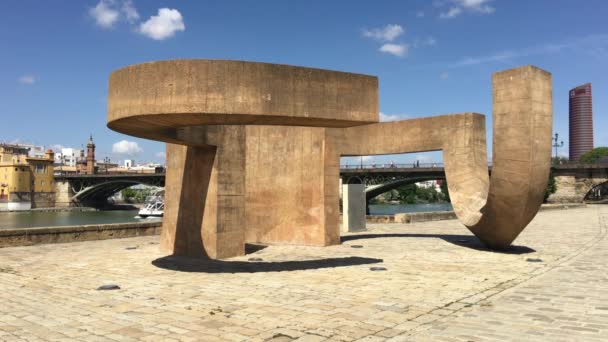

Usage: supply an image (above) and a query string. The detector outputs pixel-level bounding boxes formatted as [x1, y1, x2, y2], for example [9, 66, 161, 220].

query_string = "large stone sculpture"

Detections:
[107, 60, 552, 259]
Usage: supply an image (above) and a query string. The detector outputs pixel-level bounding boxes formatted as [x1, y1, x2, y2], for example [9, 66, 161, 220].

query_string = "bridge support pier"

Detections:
[342, 184, 366, 232]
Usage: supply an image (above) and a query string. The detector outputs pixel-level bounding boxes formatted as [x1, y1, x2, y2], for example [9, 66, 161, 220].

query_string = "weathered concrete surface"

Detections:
[107, 61, 552, 258]
[327, 66, 552, 250]
[244, 126, 338, 247]
[107, 59, 379, 142]
[0, 206, 606, 341]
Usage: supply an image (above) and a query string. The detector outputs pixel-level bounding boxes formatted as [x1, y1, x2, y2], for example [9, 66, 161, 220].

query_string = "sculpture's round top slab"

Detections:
[107, 59, 378, 143]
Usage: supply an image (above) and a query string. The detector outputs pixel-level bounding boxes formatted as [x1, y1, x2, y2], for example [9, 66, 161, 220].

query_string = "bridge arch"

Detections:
[72, 180, 153, 206]
[345, 176, 363, 184]
[365, 176, 445, 202]
[55, 174, 165, 208]
[584, 181, 608, 202]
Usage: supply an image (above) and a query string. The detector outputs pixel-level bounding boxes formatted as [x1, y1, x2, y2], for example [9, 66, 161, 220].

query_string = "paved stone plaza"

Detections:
[1, 206, 606, 341]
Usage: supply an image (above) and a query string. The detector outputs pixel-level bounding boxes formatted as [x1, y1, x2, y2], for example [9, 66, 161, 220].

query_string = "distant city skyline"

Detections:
[1, 1, 607, 165]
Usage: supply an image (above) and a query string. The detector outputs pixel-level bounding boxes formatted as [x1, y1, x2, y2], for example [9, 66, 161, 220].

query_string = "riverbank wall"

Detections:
[1, 204, 589, 248]
[365, 203, 588, 224]
[0, 221, 161, 248]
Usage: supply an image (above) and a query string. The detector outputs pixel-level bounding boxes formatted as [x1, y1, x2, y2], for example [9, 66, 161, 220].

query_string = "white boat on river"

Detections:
[137, 195, 164, 218]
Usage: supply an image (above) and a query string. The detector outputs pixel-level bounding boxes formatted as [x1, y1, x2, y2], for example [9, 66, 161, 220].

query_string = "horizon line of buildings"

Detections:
[1, 136, 165, 211]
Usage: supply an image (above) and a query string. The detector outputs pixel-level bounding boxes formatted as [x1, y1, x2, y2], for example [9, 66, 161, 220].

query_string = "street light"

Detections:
[552, 133, 564, 160]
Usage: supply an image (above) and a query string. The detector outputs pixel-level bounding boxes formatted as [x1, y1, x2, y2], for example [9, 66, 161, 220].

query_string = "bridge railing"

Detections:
[340, 162, 494, 170]
[340, 163, 444, 170]
[54, 169, 166, 177]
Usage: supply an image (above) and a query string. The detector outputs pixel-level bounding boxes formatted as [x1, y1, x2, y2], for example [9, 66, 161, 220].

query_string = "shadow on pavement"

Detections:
[341, 233, 536, 254]
[152, 256, 383, 273]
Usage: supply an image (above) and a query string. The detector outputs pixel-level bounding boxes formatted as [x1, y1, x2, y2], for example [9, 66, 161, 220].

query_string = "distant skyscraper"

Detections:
[569, 83, 594, 161]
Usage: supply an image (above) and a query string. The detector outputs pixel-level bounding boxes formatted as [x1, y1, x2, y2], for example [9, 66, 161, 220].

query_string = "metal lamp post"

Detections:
[552, 133, 564, 160]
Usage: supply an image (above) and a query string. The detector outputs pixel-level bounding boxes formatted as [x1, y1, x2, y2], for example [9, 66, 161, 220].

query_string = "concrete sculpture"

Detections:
[107, 60, 552, 259]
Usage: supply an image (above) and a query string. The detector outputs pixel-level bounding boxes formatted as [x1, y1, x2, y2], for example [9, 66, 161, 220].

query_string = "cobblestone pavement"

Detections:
[0, 206, 606, 341]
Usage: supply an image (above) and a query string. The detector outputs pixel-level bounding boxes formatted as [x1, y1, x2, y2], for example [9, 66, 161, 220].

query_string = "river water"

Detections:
[368, 203, 452, 215]
[0, 203, 451, 229]
[0, 210, 161, 230]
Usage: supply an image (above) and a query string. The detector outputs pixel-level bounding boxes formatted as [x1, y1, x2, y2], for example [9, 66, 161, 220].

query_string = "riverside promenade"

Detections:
[0, 206, 606, 341]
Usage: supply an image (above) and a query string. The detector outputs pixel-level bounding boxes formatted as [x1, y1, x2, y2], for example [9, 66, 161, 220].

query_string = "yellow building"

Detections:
[0, 144, 55, 210]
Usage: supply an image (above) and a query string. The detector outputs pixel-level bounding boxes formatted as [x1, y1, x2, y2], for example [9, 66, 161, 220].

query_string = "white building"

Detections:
[124, 159, 135, 168]
[18, 144, 46, 158]
[54, 148, 83, 167]
[128, 162, 163, 173]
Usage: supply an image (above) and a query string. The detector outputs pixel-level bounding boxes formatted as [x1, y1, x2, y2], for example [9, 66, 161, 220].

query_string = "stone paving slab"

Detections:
[0, 206, 606, 341]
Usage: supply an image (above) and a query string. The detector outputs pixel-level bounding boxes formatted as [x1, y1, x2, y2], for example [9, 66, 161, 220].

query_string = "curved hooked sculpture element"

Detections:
[107, 60, 552, 258]
[331, 67, 552, 249]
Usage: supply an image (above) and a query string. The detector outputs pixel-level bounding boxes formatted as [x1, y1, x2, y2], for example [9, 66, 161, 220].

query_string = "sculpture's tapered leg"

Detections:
[161, 143, 214, 258]
[161, 126, 247, 259]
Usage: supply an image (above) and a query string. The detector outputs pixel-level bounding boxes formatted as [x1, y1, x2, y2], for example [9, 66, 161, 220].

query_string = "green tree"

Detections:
[544, 171, 556, 202]
[579, 147, 608, 163]
[551, 156, 569, 165]
[440, 181, 450, 202]
[396, 184, 417, 203]
[121, 188, 136, 202]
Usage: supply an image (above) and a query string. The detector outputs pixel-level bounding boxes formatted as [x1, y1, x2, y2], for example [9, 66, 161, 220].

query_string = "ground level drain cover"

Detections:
[97, 284, 121, 291]
[526, 258, 543, 263]
[370, 267, 387, 271]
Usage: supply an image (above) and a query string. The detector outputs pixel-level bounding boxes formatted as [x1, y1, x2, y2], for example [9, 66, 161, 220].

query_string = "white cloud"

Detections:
[457, 0, 495, 13]
[155, 151, 166, 160]
[139, 8, 185, 40]
[379, 43, 409, 57]
[380, 112, 409, 122]
[440, 72, 450, 80]
[50, 144, 66, 152]
[416, 11, 425, 18]
[121, 0, 139, 22]
[413, 36, 437, 48]
[112, 140, 143, 155]
[450, 34, 608, 67]
[18, 75, 36, 85]
[440, 0, 494, 18]
[89, 0, 120, 28]
[89, 0, 141, 28]
[362, 24, 404, 42]
[440, 7, 462, 18]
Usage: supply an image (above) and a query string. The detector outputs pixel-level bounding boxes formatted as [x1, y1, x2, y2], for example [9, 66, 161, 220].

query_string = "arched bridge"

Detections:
[342, 162, 608, 204]
[54, 173, 165, 207]
[548, 163, 608, 203]
[340, 164, 449, 202]
[53, 163, 608, 208]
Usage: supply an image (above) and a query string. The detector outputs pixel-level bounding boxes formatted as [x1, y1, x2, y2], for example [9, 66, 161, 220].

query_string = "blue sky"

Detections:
[1, 0, 607, 165]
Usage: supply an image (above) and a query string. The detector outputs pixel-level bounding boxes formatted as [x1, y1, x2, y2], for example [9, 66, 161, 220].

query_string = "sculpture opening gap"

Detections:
[339, 151, 447, 215]
[107, 60, 552, 259]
